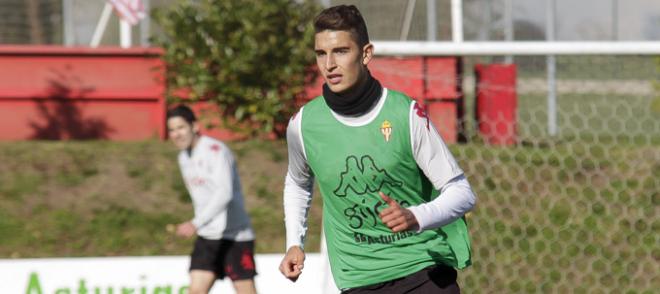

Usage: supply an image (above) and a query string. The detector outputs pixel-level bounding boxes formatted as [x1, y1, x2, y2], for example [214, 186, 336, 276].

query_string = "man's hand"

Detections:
[379, 192, 419, 232]
[279, 246, 306, 282]
[175, 221, 197, 238]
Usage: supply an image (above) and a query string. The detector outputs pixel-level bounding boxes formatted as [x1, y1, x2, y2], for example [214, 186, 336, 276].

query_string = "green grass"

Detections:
[463, 55, 659, 80]
[449, 141, 658, 293]
[0, 136, 656, 292]
[0, 139, 323, 258]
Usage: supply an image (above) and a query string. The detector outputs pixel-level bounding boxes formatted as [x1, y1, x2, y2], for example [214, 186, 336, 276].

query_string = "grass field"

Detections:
[456, 88, 658, 292]
[455, 142, 658, 293]
[0, 133, 656, 292]
[0, 140, 322, 257]
[462, 55, 659, 80]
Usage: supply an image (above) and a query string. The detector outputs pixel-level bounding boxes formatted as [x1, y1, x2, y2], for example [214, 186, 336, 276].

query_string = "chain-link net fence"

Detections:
[315, 53, 658, 293]
[0, 0, 62, 44]
[439, 55, 660, 293]
[0, 0, 168, 46]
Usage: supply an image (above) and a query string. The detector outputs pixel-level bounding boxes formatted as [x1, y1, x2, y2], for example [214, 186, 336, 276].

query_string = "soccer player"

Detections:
[279, 5, 476, 293]
[167, 105, 257, 294]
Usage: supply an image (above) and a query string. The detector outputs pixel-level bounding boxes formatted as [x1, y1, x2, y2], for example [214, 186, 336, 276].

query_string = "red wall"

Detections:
[0, 46, 165, 141]
[0, 47, 463, 143]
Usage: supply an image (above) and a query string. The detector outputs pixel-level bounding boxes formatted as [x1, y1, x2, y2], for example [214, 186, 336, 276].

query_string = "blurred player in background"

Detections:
[279, 5, 476, 293]
[167, 105, 257, 294]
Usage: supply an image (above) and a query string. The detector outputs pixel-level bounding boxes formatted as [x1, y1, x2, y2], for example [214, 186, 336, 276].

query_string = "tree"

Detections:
[153, 0, 319, 137]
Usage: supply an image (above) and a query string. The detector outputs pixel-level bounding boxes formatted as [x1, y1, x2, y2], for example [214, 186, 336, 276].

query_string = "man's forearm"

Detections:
[283, 173, 314, 250]
[407, 175, 476, 231]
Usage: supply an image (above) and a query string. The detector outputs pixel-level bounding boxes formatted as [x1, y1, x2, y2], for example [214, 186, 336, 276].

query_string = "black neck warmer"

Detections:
[322, 72, 382, 116]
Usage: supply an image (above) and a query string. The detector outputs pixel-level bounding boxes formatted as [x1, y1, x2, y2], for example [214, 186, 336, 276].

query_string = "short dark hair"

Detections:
[314, 5, 369, 48]
[166, 104, 196, 124]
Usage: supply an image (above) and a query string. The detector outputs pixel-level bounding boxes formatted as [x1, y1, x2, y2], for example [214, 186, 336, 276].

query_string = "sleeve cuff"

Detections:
[191, 218, 203, 229]
[408, 204, 433, 232]
[285, 234, 304, 251]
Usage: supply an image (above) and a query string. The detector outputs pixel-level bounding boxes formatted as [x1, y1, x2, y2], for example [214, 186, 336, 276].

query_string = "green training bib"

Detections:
[301, 90, 471, 289]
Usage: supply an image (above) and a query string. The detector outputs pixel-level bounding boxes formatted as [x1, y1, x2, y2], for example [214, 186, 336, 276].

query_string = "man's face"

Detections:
[314, 30, 372, 94]
[167, 116, 198, 151]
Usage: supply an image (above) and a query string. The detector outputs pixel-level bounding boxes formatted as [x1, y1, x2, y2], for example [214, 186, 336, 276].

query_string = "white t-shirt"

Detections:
[178, 135, 254, 241]
[283, 88, 477, 250]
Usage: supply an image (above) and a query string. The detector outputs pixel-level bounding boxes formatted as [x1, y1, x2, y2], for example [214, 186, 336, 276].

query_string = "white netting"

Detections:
[385, 54, 659, 293]
[0, 0, 154, 46]
[0, 0, 62, 44]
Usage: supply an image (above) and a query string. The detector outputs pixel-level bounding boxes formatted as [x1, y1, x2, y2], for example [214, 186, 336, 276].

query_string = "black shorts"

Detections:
[342, 264, 460, 294]
[189, 237, 257, 281]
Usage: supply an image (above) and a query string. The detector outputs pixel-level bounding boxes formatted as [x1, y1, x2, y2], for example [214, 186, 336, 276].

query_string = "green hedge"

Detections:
[154, 0, 320, 137]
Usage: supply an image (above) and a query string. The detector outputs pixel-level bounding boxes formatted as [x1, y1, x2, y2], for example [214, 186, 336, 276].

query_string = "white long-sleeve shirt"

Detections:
[284, 88, 476, 250]
[178, 136, 254, 241]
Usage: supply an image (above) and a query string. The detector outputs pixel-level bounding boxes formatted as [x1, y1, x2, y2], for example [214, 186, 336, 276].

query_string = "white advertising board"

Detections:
[0, 253, 337, 294]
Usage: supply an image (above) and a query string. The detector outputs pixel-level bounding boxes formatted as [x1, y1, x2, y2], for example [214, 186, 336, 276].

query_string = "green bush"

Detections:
[154, 0, 319, 137]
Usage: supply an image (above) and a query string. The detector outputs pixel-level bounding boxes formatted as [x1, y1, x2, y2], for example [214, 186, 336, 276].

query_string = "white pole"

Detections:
[504, 0, 513, 63]
[140, 0, 150, 46]
[612, 0, 618, 40]
[451, 0, 463, 42]
[400, 0, 417, 41]
[427, 0, 437, 41]
[120, 19, 132, 48]
[62, 0, 74, 46]
[546, 0, 557, 136]
[371, 41, 660, 56]
[478, 0, 491, 41]
[90, 2, 113, 47]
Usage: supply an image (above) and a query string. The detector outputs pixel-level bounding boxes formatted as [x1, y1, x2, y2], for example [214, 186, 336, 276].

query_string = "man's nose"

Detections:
[325, 54, 336, 70]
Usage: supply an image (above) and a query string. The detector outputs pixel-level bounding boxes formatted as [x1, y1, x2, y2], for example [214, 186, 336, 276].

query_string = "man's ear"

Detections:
[362, 43, 374, 66]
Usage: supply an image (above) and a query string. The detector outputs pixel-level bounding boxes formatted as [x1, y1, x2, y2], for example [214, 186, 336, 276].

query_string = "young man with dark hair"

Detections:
[167, 105, 257, 294]
[279, 5, 476, 293]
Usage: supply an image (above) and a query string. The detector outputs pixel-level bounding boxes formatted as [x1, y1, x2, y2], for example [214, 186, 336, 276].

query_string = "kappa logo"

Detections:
[333, 155, 403, 197]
